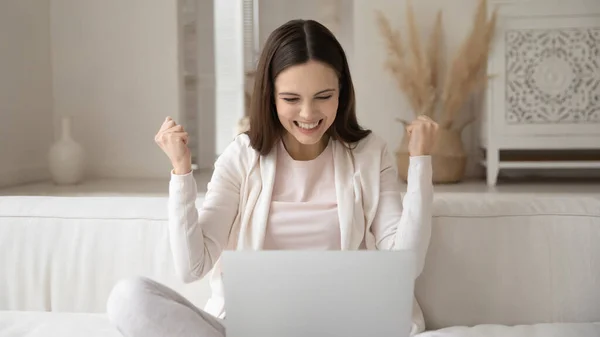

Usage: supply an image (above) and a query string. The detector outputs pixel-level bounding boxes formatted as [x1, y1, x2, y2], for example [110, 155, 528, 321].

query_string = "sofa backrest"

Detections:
[0, 196, 210, 313]
[1, 194, 599, 328]
[416, 193, 600, 329]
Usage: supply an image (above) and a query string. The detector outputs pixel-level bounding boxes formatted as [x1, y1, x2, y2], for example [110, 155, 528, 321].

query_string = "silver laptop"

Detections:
[221, 250, 416, 337]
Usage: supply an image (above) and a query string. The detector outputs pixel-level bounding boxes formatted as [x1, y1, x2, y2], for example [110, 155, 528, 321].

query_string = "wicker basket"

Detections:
[396, 127, 467, 184]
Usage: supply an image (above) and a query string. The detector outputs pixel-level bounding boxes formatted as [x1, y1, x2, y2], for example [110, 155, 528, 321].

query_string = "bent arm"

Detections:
[370, 146, 433, 278]
[168, 141, 243, 283]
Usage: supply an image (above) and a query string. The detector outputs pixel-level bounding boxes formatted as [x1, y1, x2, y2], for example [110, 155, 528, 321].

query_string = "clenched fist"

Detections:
[406, 115, 439, 156]
[155, 116, 191, 175]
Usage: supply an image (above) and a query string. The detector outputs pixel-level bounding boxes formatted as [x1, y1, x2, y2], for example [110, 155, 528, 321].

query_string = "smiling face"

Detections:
[246, 19, 370, 157]
[274, 60, 339, 157]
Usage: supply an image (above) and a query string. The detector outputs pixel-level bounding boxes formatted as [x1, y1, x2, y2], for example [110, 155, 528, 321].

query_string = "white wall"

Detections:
[0, 0, 54, 188]
[353, 0, 486, 177]
[258, 1, 354, 67]
[50, 0, 180, 179]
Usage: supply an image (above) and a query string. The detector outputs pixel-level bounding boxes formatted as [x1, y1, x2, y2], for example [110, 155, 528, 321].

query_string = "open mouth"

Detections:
[294, 119, 323, 130]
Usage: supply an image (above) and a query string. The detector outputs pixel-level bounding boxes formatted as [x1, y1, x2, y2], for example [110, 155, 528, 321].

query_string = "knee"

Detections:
[106, 276, 154, 326]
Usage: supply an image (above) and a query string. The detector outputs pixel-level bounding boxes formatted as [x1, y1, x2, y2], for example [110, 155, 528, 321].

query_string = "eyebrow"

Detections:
[277, 88, 336, 96]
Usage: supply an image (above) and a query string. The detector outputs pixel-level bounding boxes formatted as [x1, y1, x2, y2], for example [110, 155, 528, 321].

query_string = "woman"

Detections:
[107, 19, 437, 337]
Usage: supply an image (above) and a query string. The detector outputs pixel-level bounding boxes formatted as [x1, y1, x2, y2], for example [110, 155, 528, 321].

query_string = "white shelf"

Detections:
[0, 170, 212, 197]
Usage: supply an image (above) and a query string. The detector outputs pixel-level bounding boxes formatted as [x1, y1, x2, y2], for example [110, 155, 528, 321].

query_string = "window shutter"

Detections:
[243, 0, 257, 71]
[180, 0, 199, 166]
[214, 0, 245, 155]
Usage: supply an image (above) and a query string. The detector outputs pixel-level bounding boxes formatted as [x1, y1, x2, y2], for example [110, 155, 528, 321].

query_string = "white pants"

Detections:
[107, 277, 225, 337]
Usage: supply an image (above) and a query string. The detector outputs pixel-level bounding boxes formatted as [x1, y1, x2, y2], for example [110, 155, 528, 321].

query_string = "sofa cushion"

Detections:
[1, 311, 598, 337]
[0, 311, 120, 337]
[417, 322, 600, 337]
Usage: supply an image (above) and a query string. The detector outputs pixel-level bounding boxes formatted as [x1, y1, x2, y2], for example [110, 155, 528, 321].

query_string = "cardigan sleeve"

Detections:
[369, 143, 433, 278]
[167, 137, 246, 283]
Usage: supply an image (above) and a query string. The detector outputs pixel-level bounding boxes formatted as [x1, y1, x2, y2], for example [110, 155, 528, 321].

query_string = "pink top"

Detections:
[263, 139, 341, 250]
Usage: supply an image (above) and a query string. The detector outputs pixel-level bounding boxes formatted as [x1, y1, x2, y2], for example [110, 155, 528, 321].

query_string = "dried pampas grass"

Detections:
[377, 0, 497, 130]
[440, 0, 497, 129]
[378, 0, 497, 183]
[376, 0, 440, 119]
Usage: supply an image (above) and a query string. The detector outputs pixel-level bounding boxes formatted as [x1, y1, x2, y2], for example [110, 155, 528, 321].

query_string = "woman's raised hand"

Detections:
[406, 115, 439, 157]
[155, 116, 192, 175]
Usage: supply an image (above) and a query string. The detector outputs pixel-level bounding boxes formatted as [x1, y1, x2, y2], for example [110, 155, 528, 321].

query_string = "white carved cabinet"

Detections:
[481, 0, 600, 186]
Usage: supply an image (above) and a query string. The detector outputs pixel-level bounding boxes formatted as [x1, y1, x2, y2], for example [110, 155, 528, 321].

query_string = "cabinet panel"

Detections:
[488, 6, 600, 137]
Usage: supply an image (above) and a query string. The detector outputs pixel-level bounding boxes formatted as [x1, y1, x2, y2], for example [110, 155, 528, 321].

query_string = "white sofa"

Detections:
[1, 193, 599, 336]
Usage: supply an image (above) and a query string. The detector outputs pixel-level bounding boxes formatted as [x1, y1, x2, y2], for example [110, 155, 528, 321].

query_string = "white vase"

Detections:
[49, 116, 85, 185]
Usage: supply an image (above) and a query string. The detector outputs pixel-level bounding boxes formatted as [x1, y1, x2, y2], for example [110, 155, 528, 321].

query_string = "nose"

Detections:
[298, 101, 318, 120]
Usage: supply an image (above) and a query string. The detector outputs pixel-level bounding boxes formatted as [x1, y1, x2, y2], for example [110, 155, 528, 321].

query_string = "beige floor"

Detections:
[1, 169, 599, 197]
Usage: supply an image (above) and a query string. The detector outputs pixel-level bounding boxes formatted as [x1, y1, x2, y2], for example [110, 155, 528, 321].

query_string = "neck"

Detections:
[282, 134, 329, 161]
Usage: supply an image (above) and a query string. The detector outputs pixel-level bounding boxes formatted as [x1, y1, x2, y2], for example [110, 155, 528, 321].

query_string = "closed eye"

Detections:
[282, 95, 332, 103]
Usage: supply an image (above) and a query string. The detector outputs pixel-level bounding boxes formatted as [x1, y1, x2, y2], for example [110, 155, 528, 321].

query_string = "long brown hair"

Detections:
[247, 19, 371, 155]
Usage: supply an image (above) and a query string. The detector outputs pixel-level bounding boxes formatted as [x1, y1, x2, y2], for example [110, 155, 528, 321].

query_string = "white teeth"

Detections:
[297, 121, 319, 129]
